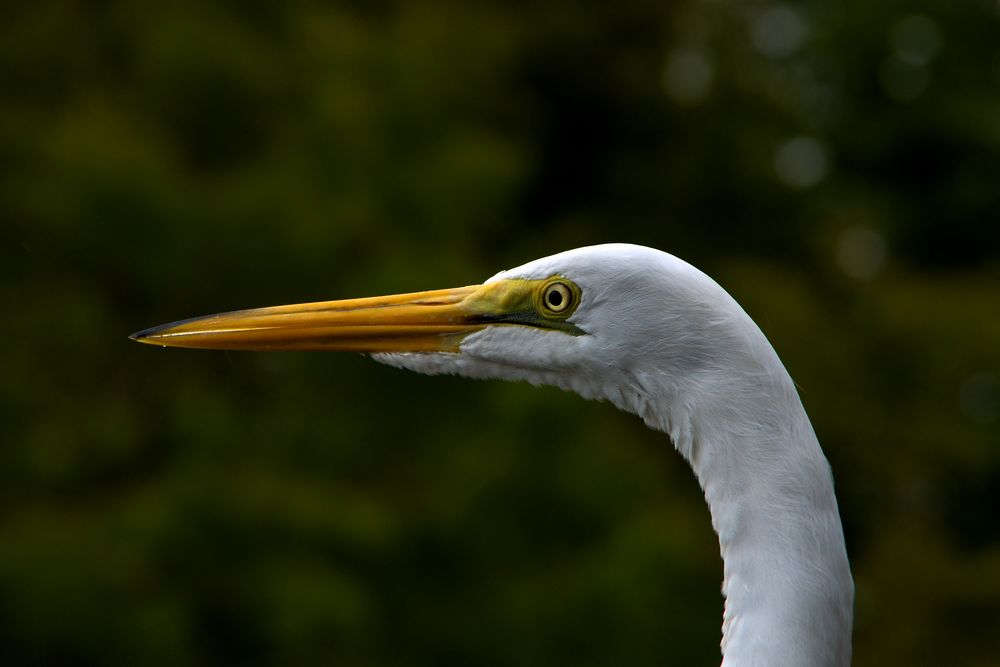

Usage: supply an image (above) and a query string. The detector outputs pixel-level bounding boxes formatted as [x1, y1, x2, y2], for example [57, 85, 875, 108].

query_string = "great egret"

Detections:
[132, 243, 853, 666]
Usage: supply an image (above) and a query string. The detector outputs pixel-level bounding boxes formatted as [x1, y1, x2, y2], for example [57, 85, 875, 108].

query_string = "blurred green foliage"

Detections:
[3, 1, 999, 665]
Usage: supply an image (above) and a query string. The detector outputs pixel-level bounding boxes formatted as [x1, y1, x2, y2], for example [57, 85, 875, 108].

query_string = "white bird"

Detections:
[132, 243, 853, 666]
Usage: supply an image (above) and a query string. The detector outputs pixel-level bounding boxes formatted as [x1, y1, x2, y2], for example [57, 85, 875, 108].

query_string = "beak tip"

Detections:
[129, 327, 161, 344]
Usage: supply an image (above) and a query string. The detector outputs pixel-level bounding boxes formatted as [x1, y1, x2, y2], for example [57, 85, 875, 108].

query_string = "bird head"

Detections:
[132, 244, 729, 408]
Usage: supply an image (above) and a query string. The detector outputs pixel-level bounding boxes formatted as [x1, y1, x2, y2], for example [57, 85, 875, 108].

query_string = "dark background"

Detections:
[3, 1, 999, 665]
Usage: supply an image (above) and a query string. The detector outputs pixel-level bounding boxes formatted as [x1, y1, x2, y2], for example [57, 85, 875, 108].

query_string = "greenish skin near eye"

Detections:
[462, 276, 584, 335]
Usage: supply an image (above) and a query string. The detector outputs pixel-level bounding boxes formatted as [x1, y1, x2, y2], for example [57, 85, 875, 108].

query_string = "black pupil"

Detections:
[547, 288, 564, 308]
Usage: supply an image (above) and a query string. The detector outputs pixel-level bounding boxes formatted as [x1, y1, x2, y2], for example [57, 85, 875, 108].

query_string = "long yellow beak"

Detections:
[130, 285, 487, 353]
[131, 277, 584, 353]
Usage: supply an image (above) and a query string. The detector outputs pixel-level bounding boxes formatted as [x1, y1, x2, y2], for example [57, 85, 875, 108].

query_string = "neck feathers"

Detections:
[628, 335, 854, 666]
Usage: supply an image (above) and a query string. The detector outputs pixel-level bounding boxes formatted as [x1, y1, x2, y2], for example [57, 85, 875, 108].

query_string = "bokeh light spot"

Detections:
[891, 15, 942, 66]
[751, 6, 807, 59]
[663, 49, 714, 105]
[835, 227, 888, 280]
[773, 136, 828, 189]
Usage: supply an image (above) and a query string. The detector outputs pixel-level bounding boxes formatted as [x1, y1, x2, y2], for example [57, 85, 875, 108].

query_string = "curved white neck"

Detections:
[627, 351, 853, 666]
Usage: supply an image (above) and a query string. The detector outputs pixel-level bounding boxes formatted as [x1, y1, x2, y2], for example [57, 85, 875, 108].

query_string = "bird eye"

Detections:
[539, 280, 578, 317]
